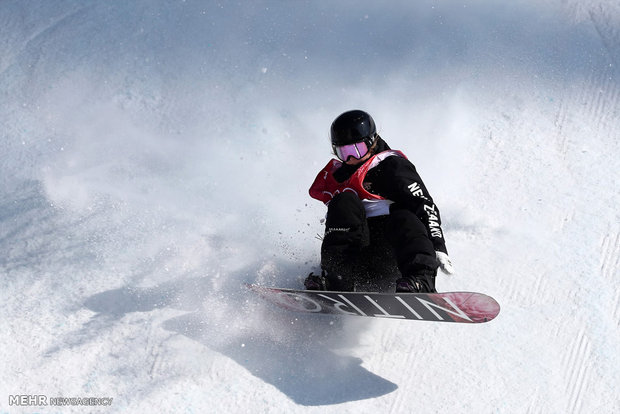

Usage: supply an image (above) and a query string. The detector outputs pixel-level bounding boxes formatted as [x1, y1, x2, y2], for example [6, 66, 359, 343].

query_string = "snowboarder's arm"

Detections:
[370, 156, 448, 254]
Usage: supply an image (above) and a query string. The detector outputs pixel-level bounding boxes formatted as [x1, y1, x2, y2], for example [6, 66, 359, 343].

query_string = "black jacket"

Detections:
[333, 138, 448, 254]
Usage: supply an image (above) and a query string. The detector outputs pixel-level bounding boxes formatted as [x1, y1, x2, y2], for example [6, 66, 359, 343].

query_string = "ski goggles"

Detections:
[333, 140, 370, 162]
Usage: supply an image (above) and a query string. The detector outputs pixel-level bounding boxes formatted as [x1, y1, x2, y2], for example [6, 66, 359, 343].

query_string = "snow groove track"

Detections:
[588, 5, 620, 68]
[601, 231, 620, 327]
[562, 330, 593, 414]
[587, 4, 620, 145]
[614, 290, 620, 329]
[577, 67, 620, 144]
[600, 231, 620, 281]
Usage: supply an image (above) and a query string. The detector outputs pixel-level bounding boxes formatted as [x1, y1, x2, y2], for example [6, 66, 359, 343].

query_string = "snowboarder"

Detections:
[305, 110, 454, 293]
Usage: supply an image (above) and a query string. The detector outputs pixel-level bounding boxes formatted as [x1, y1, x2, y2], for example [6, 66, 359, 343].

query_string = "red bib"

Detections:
[309, 150, 406, 216]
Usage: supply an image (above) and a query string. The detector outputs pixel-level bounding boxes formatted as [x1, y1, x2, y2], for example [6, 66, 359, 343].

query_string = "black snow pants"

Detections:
[321, 192, 438, 291]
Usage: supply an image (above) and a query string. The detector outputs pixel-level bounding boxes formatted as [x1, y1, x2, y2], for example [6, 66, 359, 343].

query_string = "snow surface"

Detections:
[1, 1, 619, 413]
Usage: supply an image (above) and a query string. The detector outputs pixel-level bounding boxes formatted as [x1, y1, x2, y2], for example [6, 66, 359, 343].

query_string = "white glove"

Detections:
[436, 251, 455, 275]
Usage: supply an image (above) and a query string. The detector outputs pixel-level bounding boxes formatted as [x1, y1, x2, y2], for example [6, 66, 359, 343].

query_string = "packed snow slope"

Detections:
[1, 1, 619, 413]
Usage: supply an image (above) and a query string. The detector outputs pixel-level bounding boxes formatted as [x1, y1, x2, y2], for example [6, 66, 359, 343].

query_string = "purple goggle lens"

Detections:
[334, 141, 369, 161]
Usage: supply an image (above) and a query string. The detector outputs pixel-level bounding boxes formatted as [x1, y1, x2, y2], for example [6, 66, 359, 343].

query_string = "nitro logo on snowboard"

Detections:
[293, 291, 473, 321]
[248, 285, 500, 323]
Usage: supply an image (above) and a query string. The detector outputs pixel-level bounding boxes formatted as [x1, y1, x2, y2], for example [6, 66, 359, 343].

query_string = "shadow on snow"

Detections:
[82, 270, 397, 406]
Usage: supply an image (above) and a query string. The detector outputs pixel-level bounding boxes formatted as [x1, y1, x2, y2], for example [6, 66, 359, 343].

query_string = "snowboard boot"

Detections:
[395, 269, 437, 293]
[305, 269, 356, 291]
[324, 269, 356, 292]
[304, 271, 327, 291]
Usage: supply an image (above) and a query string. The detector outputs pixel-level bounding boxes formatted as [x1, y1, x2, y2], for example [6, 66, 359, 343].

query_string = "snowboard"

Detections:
[247, 284, 500, 323]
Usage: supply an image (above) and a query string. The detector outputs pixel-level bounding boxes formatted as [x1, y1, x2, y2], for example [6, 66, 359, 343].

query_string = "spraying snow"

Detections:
[1, 1, 619, 412]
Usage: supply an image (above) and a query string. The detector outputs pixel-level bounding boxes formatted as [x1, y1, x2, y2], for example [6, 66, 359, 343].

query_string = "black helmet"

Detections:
[330, 110, 377, 146]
